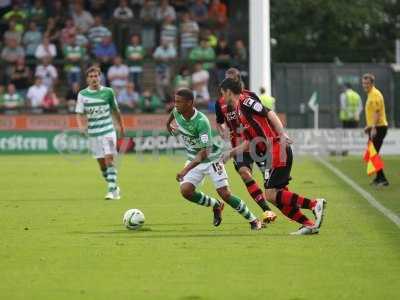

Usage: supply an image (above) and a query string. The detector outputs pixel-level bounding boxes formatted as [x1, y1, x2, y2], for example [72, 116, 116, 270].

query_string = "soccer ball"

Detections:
[123, 209, 145, 230]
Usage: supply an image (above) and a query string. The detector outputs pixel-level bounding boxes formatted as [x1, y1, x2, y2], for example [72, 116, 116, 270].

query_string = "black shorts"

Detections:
[264, 146, 293, 189]
[233, 152, 266, 174]
[367, 126, 388, 153]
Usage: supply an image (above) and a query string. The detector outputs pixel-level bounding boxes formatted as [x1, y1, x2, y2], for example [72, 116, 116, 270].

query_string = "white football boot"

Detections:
[312, 198, 327, 229]
[290, 225, 319, 235]
[105, 187, 120, 200]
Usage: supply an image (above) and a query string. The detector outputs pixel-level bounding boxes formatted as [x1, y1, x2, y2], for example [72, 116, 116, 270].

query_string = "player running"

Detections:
[166, 88, 262, 230]
[76, 66, 125, 200]
[220, 78, 326, 235]
[215, 68, 277, 225]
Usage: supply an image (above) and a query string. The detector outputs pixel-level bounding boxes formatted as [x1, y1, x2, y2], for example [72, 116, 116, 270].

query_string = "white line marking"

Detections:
[315, 156, 400, 229]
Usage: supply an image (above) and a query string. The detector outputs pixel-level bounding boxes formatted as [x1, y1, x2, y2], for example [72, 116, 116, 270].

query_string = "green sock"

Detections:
[188, 191, 219, 208]
[106, 166, 117, 192]
[225, 195, 257, 222]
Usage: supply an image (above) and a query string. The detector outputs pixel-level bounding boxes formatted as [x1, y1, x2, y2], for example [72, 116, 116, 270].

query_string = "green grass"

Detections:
[0, 154, 399, 300]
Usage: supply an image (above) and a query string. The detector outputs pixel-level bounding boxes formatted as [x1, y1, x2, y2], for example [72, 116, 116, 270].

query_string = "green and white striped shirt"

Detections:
[173, 108, 221, 163]
[75, 86, 119, 137]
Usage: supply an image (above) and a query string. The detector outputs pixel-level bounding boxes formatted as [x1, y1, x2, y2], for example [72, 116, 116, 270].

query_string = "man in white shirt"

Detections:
[107, 56, 129, 94]
[191, 62, 210, 106]
[113, 0, 134, 21]
[71, 2, 94, 34]
[35, 57, 58, 89]
[35, 36, 57, 59]
[27, 77, 48, 108]
[153, 41, 177, 100]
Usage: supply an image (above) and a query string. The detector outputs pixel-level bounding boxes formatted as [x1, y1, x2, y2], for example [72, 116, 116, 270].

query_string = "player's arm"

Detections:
[267, 110, 292, 144]
[215, 100, 229, 140]
[176, 148, 209, 182]
[223, 139, 250, 163]
[75, 93, 87, 135]
[110, 89, 125, 138]
[176, 119, 212, 182]
[166, 110, 178, 135]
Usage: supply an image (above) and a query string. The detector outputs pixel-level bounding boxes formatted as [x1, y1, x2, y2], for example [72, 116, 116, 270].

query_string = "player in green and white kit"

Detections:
[166, 88, 262, 230]
[76, 66, 125, 200]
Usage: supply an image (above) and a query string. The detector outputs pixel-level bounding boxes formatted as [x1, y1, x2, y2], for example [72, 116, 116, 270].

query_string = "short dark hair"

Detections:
[175, 88, 194, 101]
[219, 78, 242, 95]
[362, 73, 375, 84]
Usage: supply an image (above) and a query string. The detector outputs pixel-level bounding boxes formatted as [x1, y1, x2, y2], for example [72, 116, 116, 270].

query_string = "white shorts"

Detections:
[181, 160, 229, 189]
[88, 131, 117, 159]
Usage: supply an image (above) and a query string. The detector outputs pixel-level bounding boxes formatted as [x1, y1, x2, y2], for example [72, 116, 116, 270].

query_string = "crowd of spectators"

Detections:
[0, 0, 248, 114]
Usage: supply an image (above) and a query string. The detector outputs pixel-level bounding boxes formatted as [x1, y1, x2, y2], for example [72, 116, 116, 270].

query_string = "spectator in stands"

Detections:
[112, 0, 135, 53]
[139, 89, 161, 113]
[74, 28, 90, 50]
[88, 0, 109, 19]
[208, 0, 228, 28]
[107, 56, 130, 94]
[117, 82, 140, 112]
[51, 0, 68, 29]
[10, 58, 31, 97]
[179, 12, 199, 58]
[202, 28, 218, 48]
[156, 0, 176, 22]
[113, 0, 134, 21]
[140, 0, 157, 49]
[27, 76, 47, 109]
[0, 85, 4, 109]
[191, 62, 210, 108]
[35, 35, 57, 60]
[174, 65, 192, 90]
[190, 0, 208, 25]
[88, 15, 111, 47]
[1, 38, 25, 65]
[233, 39, 247, 61]
[22, 21, 42, 58]
[153, 40, 177, 100]
[42, 88, 60, 112]
[44, 17, 61, 46]
[60, 18, 77, 46]
[35, 57, 58, 89]
[3, 83, 23, 111]
[160, 15, 177, 46]
[66, 82, 80, 113]
[4, 19, 23, 44]
[215, 37, 233, 81]
[72, 2, 94, 34]
[189, 39, 216, 70]
[28, 0, 47, 28]
[63, 38, 86, 85]
[93, 35, 117, 70]
[2, 3, 27, 28]
[125, 34, 145, 91]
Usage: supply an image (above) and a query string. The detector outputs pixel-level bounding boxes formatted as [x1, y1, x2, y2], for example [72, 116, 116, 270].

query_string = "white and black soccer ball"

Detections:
[123, 209, 145, 230]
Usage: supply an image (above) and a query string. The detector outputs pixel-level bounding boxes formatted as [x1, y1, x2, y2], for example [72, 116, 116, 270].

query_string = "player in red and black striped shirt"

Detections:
[220, 78, 327, 235]
[215, 68, 277, 224]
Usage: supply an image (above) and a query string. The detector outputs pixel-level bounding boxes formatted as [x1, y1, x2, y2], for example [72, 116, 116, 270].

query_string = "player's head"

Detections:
[86, 66, 101, 88]
[219, 78, 242, 102]
[175, 88, 194, 114]
[362, 73, 375, 93]
[225, 67, 244, 90]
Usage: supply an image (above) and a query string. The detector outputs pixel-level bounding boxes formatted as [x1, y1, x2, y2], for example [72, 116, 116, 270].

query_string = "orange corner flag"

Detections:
[363, 141, 384, 176]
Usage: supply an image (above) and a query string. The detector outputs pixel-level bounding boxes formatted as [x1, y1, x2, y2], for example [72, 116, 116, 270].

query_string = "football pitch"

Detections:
[0, 154, 399, 300]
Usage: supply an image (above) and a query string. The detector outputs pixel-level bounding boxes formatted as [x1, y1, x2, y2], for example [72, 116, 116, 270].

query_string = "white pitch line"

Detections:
[315, 156, 400, 229]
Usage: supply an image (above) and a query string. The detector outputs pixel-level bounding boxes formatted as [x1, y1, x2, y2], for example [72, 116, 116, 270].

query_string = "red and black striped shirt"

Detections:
[236, 93, 287, 168]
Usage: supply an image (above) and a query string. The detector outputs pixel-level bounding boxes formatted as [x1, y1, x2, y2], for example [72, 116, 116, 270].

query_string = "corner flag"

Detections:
[363, 140, 384, 176]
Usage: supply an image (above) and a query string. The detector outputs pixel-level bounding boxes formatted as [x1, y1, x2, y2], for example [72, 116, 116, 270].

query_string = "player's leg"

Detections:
[264, 146, 326, 234]
[372, 126, 389, 185]
[179, 163, 224, 226]
[102, 132, 120, 200]
[233, 153, 272, 213]
[96, 157, 108, 181]
[209, 161, 261, 230]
